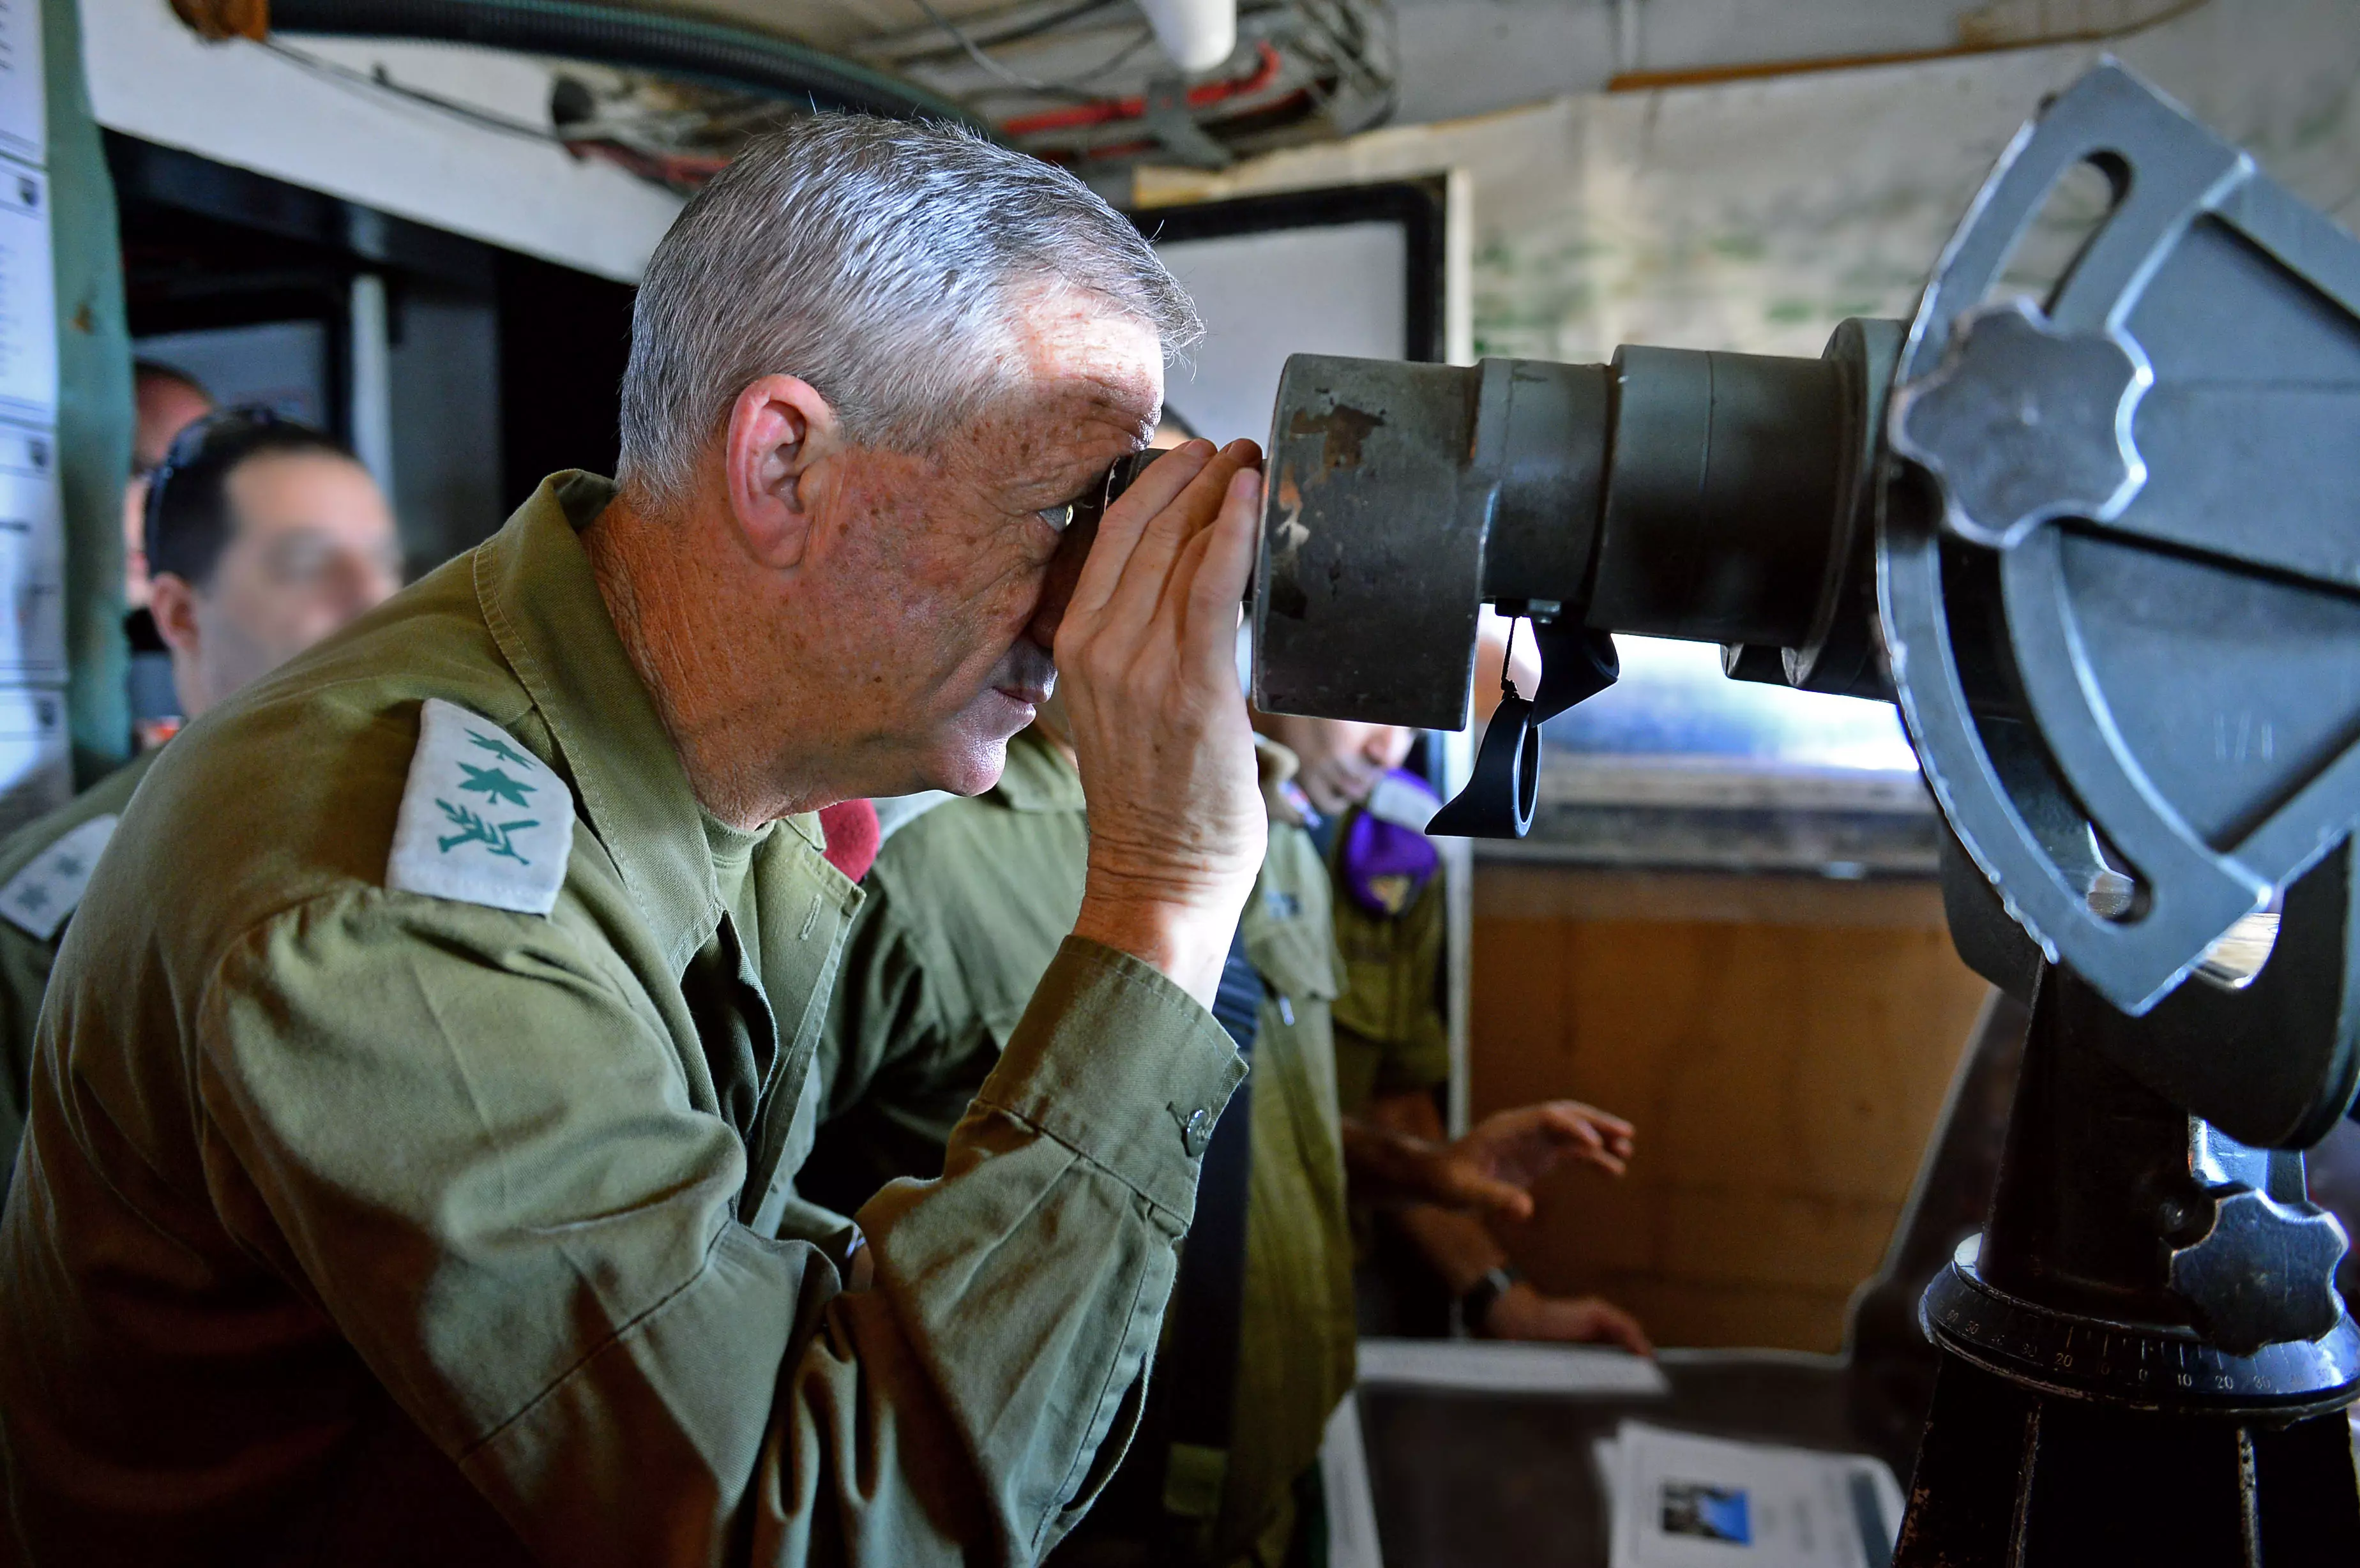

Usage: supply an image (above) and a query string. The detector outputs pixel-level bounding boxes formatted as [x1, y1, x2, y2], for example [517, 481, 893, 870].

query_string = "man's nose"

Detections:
[1024, 514, 1098, 651]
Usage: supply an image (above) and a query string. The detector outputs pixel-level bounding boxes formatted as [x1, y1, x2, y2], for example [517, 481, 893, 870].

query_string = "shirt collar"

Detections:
[473, 473, 826, 970]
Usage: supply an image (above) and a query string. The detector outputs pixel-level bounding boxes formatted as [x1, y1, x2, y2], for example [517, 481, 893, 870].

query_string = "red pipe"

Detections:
[1000, 40, 1282, 137]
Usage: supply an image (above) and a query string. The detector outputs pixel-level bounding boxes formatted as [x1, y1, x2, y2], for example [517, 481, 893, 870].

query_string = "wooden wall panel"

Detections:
[1469, 864, 1992, 1353]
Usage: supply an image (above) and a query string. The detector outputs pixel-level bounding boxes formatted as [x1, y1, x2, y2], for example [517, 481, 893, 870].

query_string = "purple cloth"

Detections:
[1341, 769, 1441, 916]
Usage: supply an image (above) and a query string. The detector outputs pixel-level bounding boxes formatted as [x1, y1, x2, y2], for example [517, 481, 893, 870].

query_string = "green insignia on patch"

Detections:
[466, 728, 535, 769]
[435, 800, 540, 863]
[387, 699, 574, 914]
[456, 762, 536, 809]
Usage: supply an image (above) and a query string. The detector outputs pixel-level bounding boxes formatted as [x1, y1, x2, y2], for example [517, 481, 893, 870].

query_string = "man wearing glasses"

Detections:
[0, 410, 402, 1184]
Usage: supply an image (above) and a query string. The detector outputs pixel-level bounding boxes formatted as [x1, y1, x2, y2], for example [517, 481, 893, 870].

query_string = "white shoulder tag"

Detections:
[0, 814, 121, 940]
[386, 699, 574, 915]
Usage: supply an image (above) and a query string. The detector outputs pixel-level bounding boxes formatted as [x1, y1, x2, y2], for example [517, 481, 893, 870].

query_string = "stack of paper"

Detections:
[1594, 1422, 1902, 1568]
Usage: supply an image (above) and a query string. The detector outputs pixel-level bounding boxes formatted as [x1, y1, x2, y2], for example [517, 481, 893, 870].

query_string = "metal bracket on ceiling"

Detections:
[1142, 76, 1232, 170]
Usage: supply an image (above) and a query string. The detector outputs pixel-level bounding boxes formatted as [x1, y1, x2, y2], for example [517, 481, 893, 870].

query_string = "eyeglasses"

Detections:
[142, 404, 292, 538]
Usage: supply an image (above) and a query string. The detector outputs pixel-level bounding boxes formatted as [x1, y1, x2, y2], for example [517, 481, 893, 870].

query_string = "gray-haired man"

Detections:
[0, 118, 1266, 1565]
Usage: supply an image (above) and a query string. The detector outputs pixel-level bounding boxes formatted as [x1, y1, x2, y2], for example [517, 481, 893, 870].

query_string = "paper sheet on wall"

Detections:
[0, 160, 52, 426]
[0, 0, 43, 167]
[0, 682, 69, 833]
[1599, 1422, 1902, 1568]
[0, 419, 63, 683]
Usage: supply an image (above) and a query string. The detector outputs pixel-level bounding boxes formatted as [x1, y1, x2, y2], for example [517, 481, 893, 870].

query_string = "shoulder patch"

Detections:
[386, 699, 575, 915]
[0, 814, 121, 940]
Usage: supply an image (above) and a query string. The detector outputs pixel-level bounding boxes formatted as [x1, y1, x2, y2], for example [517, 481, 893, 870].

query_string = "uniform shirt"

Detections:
[807, 729, 1358, 1568]
[0, 473, 1246, 1567]
[1326, 801, 1452, 1119]
[0, 746, 159, 1184]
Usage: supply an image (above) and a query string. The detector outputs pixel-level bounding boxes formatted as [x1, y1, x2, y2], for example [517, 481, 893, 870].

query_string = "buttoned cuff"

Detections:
[971, 936, 1246, 1226]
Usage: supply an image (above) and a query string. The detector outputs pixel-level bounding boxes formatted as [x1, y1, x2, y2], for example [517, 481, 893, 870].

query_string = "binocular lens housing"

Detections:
[1247, 322, 1904, 730]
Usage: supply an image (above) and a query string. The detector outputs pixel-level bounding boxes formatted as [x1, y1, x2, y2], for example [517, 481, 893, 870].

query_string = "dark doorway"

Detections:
[109, 132, 640, 575]
[496, 250, 635, 506]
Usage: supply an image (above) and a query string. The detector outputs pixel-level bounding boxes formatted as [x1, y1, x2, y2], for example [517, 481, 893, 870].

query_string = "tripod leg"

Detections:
[2251, 1412, 2360, 1565]
[1894, 1359, 2036, 1567]
[2016, 1398, 2246, 1566]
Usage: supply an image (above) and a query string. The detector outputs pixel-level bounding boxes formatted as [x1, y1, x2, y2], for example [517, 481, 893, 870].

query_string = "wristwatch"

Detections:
[1460, 1263, 1525, 1334]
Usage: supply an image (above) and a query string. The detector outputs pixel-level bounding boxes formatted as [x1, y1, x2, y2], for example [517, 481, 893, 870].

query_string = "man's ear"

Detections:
[723, 374, 843, 569]
[148, 572, 202, 658]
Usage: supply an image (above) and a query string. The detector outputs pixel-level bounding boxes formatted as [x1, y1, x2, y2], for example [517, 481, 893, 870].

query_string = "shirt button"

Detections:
[1183, 1108, 1213, 1157]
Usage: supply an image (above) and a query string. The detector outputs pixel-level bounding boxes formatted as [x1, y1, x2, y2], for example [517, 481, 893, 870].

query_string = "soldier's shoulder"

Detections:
[91, 585, 550, 956]
[868, 737, 1082, 894]
[861, 779, 1085, 993]
[866, 785, 1040, 913]
[0, 750, 161, 942]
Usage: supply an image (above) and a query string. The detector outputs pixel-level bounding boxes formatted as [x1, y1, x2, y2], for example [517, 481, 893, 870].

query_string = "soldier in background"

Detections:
[123, 361, 215, 612]
[0, 410, 400, 1182]
[1254, 621, 1653, 1354]
[125, 362, 216, 746]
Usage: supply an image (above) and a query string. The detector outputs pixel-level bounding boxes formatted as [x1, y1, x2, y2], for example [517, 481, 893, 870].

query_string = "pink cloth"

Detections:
[817, 799, 881, 883]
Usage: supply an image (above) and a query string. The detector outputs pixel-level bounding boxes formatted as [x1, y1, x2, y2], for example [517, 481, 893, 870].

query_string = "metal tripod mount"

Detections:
[1250, 62, 2360, 1564]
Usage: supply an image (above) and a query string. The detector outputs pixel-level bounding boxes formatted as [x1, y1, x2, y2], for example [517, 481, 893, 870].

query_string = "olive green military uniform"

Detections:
[805, 730, 1357, 1568]
[0, 746, 160, 1184]
[1326, 802, 1451, 1120]
[0, 474, 1246, 1565]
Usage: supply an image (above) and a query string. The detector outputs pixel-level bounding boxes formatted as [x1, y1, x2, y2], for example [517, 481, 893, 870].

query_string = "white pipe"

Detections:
[1136, 0, 1236, 74]
[347, 274, 395, 502]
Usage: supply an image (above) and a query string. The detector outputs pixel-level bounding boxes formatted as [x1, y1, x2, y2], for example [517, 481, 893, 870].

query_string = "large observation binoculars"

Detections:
[1249, 63, 2360, 1034]
[1244, 63, 2360, 1565]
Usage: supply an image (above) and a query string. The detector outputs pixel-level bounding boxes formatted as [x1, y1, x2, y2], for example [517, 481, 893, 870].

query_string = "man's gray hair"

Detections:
[617, 116, 1201, 502]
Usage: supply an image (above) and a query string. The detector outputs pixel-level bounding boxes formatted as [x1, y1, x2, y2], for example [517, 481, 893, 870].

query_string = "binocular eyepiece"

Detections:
[1068, 449, 1165, 541]
[1067, 323, 1902, 840]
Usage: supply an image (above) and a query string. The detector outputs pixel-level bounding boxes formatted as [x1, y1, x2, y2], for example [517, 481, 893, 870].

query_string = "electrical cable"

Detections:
[904, 0, 1156, 97]
[268, 0, 988, 130]
[872, 0, 1121, 66]
[956, 31, 1163, 103]
[999, 38, 1280, 135]
[259, 36, 571, 145]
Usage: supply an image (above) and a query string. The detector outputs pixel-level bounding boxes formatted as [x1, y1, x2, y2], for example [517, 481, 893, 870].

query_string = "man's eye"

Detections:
[1036, 503, 1075, 534]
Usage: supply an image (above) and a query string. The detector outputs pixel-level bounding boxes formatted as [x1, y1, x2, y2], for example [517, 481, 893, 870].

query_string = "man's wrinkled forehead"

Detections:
[1001, 284, 1167, 440]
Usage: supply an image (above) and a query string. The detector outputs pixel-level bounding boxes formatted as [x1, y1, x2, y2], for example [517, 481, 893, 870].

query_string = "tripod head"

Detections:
[1249, 62, 2360, 1560]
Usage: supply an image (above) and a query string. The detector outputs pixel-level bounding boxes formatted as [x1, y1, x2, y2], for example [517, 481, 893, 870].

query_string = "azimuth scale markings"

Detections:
[1919, 1237, 2360, 1419]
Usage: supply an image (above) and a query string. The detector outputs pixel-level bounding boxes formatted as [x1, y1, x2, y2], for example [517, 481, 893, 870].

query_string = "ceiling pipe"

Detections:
[257, 0, 992, 130]
[1135, 0, 1235, 74]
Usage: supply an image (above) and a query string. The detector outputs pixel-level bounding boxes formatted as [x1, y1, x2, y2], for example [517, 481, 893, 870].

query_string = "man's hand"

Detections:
[1481, 1284, 1654, 1357]
[1413, 1101, 1635, 1223]
[1342, 1099, 1635, 1221]
[1061, 439, 1266, 1007]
